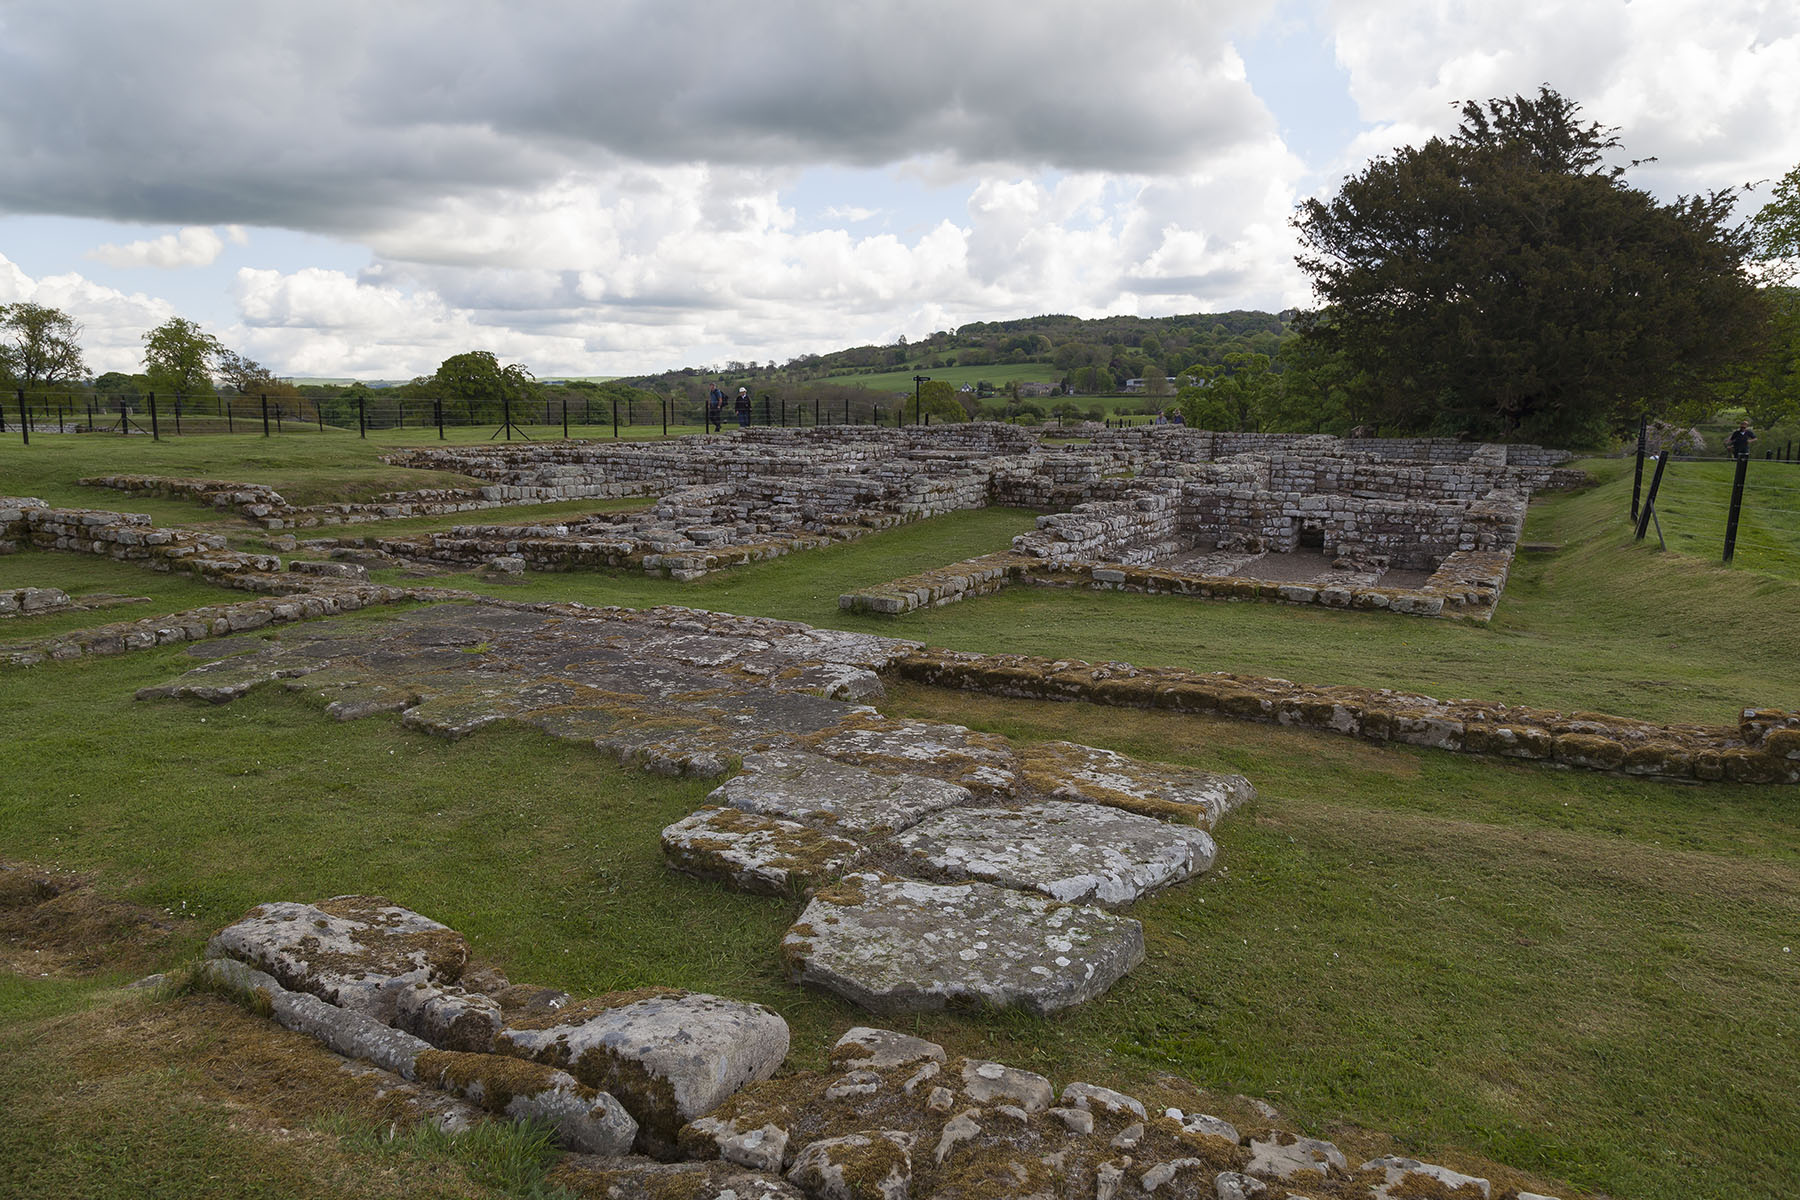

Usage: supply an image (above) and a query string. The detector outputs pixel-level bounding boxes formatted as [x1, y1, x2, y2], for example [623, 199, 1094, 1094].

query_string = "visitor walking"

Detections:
[735, 387, 752, 428]
[707, 384, 724, 432]
[1729, 419, 1757, 460]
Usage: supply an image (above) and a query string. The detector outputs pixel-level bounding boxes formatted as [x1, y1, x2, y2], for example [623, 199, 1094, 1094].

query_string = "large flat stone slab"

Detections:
[711, 748, 972, 836]
[782, 873, 1143, 1015]
[1019, 740, 1254, 828]
[206, 896, 468, 1022]
[496, 988, 790, 1154]
[889, 800, 1216, 907]
[807, 719, 1019, 795]
[662, 806, 865, 895]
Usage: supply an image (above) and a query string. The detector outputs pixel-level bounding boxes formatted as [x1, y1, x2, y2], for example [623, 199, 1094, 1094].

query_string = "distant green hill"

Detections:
[617, 309, 1296, 397]
[821, 364, 1061, 392]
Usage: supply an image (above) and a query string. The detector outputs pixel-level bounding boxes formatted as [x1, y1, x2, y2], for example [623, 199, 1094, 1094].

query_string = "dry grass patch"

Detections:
[0, 987, 533, 1200]
[0, 862, 183, 978]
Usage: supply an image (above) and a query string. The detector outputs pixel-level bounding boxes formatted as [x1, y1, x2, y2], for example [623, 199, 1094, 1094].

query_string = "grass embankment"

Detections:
[4, 436, 1800, 1198]
[1641, 455, 1800, 574]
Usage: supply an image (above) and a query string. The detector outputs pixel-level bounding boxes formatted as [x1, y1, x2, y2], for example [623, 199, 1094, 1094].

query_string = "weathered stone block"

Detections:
[206, 895, 468, 1022]
[890, 800, 1215, 907]
[782, 873, 1144, 1016]
[495, 989, 790, 1154]
[661, 806, 864, 895]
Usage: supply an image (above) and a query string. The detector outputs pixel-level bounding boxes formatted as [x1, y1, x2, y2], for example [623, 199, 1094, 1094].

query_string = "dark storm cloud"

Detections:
[0, 0, 1271, 230]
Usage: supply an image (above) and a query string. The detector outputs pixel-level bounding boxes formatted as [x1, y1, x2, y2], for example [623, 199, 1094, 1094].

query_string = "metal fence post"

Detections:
[1634, 454, 1668, 542]
[562, 398, 569, 440]
[1631, 416, 1646, 521]
[358, 396, 366, 438]
[1723, 455, 1749, 563]
[262, 394, 270, 437]
[149, 393, 160, 441]
[435, 399, 444, 439]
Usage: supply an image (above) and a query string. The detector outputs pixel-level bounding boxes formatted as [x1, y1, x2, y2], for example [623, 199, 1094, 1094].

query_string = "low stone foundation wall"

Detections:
[840, 552, 1030, 614]
[80, 474, 508, 529]
[0, 583, 412, 667]
[1052, 546, 1509, 619]
[1, 497, 281, 584]
[842, 545, 1513, 621]
[891, 648, 1800, 784]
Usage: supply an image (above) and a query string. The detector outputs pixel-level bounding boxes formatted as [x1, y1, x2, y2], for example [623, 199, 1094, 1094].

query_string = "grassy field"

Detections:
[819, 362, 1062, 391]
[3, 431, 1800, 1199]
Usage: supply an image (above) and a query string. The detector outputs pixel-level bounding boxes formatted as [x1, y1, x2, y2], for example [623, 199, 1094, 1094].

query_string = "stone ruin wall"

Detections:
[1, 496, 282, 585]
[1079, 427, 1574, 467]
[41, 426, 1573, 598]
[1010, 452, 1535, 574]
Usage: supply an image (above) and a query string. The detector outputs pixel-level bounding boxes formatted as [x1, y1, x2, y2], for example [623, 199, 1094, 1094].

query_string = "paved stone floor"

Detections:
[145, 599, 1254, 1014]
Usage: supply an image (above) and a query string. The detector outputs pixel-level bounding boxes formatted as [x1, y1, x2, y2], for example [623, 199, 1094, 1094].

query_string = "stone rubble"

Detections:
[197, 896, 1564, 1195]
[203, 896, 784, 1159]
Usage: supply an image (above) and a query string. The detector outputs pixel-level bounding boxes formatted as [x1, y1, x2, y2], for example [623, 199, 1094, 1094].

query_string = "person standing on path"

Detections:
[1729, 419, 1757, 459]
[707, 384, 725, 432]
[735, 387, 752, 428]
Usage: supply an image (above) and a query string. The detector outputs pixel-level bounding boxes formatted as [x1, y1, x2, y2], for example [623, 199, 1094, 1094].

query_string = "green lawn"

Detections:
[3, 644, 1795, 1200]
[4, 432, 1800, 1199]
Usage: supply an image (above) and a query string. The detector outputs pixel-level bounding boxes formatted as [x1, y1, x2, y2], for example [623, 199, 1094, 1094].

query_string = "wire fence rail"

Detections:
[0, 387, 888, 442]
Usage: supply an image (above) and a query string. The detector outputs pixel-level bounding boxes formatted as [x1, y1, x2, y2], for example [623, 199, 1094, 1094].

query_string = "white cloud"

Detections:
[1323, 0, 1800, 200]
[88, 225, 245, 269]
[0, 1, 1278, 231]
[0, 252, 179, 374]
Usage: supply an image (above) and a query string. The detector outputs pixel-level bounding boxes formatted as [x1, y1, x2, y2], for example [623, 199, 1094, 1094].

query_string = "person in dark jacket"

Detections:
[707, 384, 724, 432]
[735, 387, 752, 428]
[1729, 420, 1757, 459]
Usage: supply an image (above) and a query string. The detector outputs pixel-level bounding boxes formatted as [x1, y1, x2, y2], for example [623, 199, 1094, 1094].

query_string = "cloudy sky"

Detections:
[1, 0, 1796, 380]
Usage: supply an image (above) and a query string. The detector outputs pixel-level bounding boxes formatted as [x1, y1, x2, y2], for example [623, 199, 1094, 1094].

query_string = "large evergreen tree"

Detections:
[1293, 87, 1767, 446]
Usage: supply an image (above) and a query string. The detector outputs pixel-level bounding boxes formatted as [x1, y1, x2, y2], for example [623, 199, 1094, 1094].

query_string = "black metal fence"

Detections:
[1, 386, 1172, 444]
[1628, 420, 1800, 568]
[0, 387, 923, 443]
